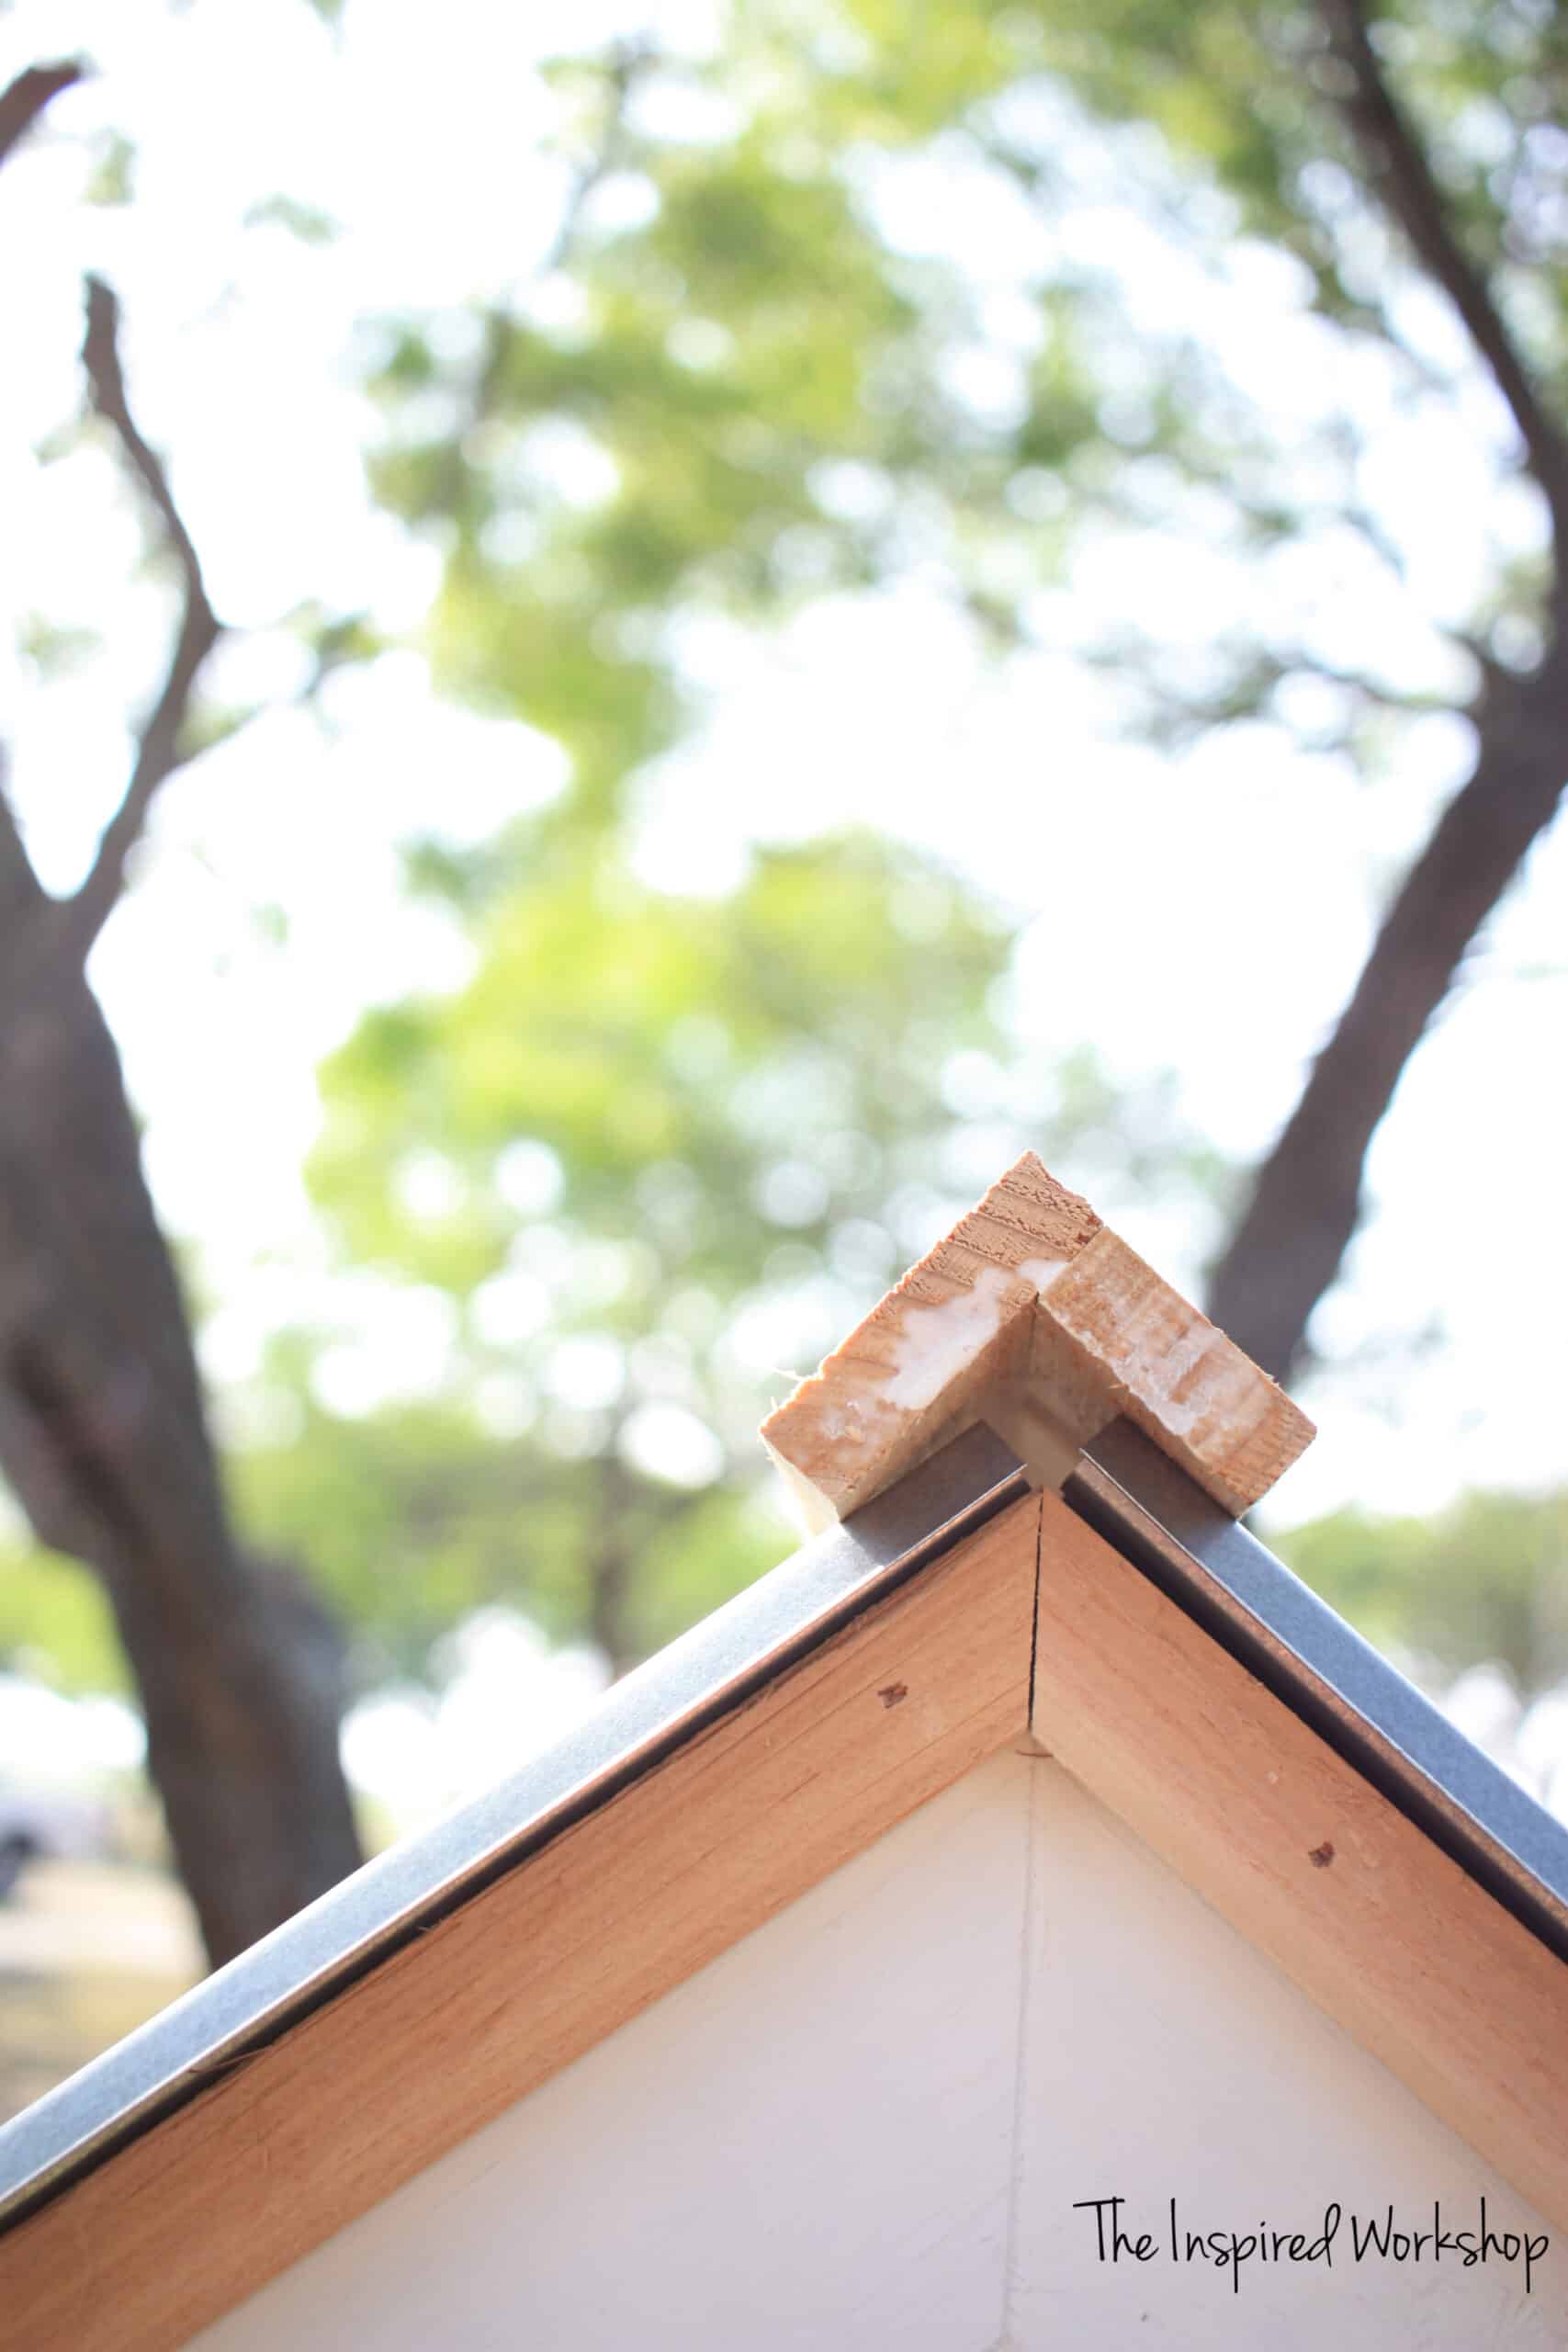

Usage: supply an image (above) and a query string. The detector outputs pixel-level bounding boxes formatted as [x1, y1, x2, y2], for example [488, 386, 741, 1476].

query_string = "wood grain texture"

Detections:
[1032, 1227, 1313, 1516]
[197, 1755, 1037, 2352]
[761, 1150, 1312, 1528]
[761, 1151, 1100, 1531]
[1031, 1487, 1568, 2234]
[0, 1496, 1042, 2352]
[195, 1750, 1562, 2351]
[1012, 1759, 1562, 2346]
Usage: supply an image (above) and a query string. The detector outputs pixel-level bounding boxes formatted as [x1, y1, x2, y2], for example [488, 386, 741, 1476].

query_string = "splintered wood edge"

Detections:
[762, 1151, 1100, 1531]
[0, 1498, 1041, 2352]
[761, 1151, 1313, 1530]
[1032, 1488, 1568, 2235]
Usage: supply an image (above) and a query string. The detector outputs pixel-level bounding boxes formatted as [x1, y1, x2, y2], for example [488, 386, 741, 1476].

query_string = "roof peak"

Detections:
[761, 1150, 1313, 1530]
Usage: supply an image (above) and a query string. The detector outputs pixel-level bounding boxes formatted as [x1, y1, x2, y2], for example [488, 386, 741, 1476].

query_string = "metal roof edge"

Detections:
[8, 1406, 1566, 2242]
[1064, 1419, 1568, 1966]
[0, 1423, 1030, 2235]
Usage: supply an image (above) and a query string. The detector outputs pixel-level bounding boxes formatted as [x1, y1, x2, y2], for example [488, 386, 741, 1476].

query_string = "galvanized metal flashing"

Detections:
[1065, 1419, 1568, 1966]
[0, 1422, 1030, 2234]
[6, 1406, 1566, 2245]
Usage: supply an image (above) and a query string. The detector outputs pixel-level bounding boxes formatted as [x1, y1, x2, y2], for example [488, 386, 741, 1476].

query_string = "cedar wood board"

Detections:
[760, 1151, 1314, 1527]
[0, 1496, 1040, 2351]
[1031, 1488, 1568, 2243]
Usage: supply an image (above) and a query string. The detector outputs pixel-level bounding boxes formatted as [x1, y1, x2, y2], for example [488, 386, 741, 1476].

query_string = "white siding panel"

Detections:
[194, 1745, 1565, 2350]
[196, 1749, 1033, 2352]
[1007, 1758, 1565, 2347]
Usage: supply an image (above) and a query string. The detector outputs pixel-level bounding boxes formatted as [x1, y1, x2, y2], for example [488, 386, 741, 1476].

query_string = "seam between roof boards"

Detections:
[991, 1491, 1046, 2352]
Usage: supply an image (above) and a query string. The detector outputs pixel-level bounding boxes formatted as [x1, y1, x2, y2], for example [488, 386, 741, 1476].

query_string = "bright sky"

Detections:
[3, 2, 1567, 1815]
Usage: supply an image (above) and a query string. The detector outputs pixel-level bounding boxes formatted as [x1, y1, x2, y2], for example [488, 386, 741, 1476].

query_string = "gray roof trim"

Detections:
[0, 1423, 1030, 2235]
[6, 1408, 1565, 2240]
[1065, 1419, 1568, 1966]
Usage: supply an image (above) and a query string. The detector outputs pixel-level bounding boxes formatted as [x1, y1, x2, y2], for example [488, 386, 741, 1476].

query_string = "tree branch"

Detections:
[1319, 0, 1568, 555]
[0, 749, 47, 923]
[68, 275, 222, 957]
[442, 40, 655, 514]
[1206, 640, 1568, 1379]
[0, 58, 85, 174]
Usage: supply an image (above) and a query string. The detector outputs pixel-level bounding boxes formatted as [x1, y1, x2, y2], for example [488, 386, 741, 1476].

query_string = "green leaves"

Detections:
[245, 830, 1112, 1671]
[46, 0, 1550, 1707]
[85, 131, 135, 209]
[0, 1545, 128, 1698]
[243, 194, 341, 245]
[1278, 1488, 1568, 1701]
[308, 830, 1013, 1281]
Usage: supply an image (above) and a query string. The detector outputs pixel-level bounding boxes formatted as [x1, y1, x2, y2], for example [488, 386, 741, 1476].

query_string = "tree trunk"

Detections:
[0, 909, 363, 1965]
[1203, 3, 1568, 1383]
[1206, 639, 1568, 1380]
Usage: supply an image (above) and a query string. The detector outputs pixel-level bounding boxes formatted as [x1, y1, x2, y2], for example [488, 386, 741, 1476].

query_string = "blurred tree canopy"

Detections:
[358, 0, 1566, 1385]
[1279, 1487, 1568, 1703]
[2, 0, 1566, 1950]
[254, 833, 1202, 1677]
[278, 0, 1564, 1685]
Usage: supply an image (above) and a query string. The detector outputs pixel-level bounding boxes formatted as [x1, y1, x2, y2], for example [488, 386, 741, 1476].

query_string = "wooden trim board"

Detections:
[0, 1496, 1041, 2352]
[5, 1473, 1563, 2347]
[761, 1151, 1313, 1527]
[1032, 1487, 1568, 2235]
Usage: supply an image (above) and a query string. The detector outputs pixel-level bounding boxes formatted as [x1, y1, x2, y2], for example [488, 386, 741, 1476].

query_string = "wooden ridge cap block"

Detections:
[1032, 1227, 1314, 1517]
[761, 1153, 1099, 1532]
[761, 1151, 1313, 1529]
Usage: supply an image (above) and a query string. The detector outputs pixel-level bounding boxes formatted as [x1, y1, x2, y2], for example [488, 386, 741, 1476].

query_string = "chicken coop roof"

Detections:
[2, 1152, 1566, 2352]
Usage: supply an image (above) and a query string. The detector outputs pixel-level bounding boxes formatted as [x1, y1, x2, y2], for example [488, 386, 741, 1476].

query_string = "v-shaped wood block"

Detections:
[761, 1150, 1313, 1528]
